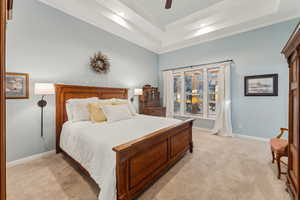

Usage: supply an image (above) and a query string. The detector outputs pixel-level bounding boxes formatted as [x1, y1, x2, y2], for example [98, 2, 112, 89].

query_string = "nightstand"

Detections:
[143, 106, 166, 117]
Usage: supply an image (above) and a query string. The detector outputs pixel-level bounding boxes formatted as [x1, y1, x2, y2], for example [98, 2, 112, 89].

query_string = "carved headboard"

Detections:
[55, 84, 128, 153]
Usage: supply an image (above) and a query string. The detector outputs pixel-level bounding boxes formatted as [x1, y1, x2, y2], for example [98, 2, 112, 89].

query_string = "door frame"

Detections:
[0, 0, 6, 199]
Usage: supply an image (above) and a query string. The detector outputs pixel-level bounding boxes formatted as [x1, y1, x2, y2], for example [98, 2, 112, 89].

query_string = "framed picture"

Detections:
[5, 72, 29, 99]
[244, 74, 278, 96]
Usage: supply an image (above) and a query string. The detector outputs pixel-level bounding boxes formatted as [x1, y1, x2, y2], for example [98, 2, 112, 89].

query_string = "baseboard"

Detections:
[193, 126, 269, 142]
[235, 134, 269, 142]
[7, 150, 55, 168]
[192, 126, 214, 133]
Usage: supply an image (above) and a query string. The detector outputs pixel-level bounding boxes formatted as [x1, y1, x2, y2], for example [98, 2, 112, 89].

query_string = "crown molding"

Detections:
[38, 0, 300, 54]
[38, 0, 161, 53]
[159, 14, 300, 54]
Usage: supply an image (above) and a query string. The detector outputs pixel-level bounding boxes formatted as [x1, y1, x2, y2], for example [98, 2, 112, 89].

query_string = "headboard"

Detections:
[55, 84, 128, 153]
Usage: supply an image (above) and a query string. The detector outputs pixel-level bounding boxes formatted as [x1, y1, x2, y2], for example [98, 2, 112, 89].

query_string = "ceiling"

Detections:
[38, 0, 300, 54]
[118, 0, 225, 27]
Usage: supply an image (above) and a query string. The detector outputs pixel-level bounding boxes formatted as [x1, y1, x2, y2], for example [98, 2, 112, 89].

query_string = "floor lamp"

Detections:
[34, 83, 55, 137]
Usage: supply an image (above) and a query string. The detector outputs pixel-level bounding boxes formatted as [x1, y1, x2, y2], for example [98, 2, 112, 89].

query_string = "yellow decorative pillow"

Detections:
[88, 102, 110, 123]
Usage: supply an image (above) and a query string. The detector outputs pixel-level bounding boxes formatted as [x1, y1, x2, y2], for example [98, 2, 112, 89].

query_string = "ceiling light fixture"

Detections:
[185, 26, 215, 40]
[110, 14, 130, 29]
[193, 27, 214, 37]
[118, 12, 125, 17]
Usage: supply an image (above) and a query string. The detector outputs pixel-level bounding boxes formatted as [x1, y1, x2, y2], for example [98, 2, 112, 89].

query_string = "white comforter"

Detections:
[60, 115, 182, 200]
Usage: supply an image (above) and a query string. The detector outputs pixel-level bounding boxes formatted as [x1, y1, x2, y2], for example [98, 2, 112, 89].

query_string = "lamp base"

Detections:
[38, 99, 47, 107]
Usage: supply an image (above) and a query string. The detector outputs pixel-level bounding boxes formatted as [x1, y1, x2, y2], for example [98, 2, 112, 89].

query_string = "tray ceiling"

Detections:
[39, 0, 300, 54]
[118, 0, 225, 27]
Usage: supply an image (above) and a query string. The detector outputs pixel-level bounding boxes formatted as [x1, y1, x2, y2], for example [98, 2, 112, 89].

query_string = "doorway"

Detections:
[0, 0, 7, 199]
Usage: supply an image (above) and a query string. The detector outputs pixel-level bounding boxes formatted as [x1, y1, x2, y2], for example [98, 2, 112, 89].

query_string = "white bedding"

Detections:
[60, 115, 182, 200]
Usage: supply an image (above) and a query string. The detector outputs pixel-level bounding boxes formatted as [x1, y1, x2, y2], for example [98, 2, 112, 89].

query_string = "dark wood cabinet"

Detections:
[143, 107, 166, 117]
[139, 85, 166, 117]
[282, 21, 300, 200]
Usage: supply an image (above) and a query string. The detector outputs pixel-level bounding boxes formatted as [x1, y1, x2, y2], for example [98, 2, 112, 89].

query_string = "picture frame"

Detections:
[5, 72, 29, 99]
[244, 74, 278, 96]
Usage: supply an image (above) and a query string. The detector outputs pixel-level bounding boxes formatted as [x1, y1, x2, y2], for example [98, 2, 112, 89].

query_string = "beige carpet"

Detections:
[7, 130, 290, 200]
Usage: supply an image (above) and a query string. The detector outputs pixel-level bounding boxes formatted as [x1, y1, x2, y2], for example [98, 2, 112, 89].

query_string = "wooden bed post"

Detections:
[115, 154, 130, 200]
[189, 127, 194, 153]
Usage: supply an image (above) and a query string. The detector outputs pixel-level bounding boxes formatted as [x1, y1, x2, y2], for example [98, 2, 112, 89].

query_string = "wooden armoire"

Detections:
[282, 22, 300, 200]
[139, 85, 166, 117]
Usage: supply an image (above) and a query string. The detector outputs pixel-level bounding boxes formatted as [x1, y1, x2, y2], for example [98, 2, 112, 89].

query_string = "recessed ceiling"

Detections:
[39, 0, 300, 54]
[118, 0, 225, 27]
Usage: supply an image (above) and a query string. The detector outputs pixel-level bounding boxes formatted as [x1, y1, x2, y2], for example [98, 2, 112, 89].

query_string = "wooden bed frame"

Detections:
[55, 84, 194, 200]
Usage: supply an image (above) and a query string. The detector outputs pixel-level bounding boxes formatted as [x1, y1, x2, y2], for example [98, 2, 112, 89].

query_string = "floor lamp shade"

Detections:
[134, 88, 143, 96]
[34, 83, 55, 95]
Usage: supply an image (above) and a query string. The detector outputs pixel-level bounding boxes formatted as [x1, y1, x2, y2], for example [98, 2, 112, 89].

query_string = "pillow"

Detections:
[66, 97, 98, 103]
[88, 102, 111, 123]
[101, 104, 133, 122]
[66, 97, 98, 121]
[112, 98, 137, 115]
[98, 98, 115, 104]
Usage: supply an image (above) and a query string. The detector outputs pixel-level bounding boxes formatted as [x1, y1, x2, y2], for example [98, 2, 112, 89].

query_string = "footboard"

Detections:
[113, 119, 193, 200]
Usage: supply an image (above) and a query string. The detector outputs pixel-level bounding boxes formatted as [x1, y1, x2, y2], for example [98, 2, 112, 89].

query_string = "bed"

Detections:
[55, 84, 194, 200]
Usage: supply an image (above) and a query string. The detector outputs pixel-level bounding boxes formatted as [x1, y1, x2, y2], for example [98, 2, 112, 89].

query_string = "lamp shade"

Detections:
[34, 83, 55, 95]
[134, 88, 143, 96]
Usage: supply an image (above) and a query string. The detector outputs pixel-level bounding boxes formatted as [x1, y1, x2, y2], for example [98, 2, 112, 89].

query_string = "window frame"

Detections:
[173, 65, 220, 120]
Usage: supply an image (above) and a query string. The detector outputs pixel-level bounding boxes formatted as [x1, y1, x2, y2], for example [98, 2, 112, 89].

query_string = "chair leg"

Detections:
[271, 151, 275, 163]
[276, 155, 281, 179]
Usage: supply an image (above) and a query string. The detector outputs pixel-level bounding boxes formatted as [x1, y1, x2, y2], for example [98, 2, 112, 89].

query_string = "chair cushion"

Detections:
[270, 138, 288, 153]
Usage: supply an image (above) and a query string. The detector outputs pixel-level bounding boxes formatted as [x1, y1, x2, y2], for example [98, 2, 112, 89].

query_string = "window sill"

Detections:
[174, 114, 215, 121]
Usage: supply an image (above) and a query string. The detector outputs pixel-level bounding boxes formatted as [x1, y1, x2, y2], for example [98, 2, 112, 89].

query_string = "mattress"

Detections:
[60, 114, 182, 200]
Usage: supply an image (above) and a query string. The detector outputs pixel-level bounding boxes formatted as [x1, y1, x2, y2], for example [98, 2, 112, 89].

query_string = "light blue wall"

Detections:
[159, 19, 299, 139]
[6, 0, 298, 162]
[6, 0, 159, 162]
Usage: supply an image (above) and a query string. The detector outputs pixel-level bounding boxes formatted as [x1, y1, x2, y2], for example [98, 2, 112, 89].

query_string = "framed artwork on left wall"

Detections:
[5, 72, 29, 99]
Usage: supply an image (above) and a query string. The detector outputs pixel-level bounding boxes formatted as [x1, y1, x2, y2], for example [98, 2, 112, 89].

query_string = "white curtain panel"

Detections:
[212, 64, 233, 137]
[163, 71, 174, 118]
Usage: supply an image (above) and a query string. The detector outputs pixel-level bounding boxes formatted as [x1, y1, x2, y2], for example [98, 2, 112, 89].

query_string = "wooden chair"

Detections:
[270, 128, 288, 179]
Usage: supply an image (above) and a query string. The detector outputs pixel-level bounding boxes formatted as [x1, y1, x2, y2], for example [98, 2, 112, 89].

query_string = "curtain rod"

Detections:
[161, 59, 234, 72]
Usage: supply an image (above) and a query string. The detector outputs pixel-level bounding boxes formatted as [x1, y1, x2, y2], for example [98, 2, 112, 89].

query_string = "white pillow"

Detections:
[101, 104, 133, 122]
[98, 98, 115, 104]
[66, 97, 98, 121]
[113, 98, 137, 115]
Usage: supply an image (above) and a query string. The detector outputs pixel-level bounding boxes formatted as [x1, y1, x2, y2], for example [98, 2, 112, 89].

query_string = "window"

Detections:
[185, 70, 204, 115]
[173, 74, 182, 114]
[173, 66, 220, 119]
[207, 68, 219, 117]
